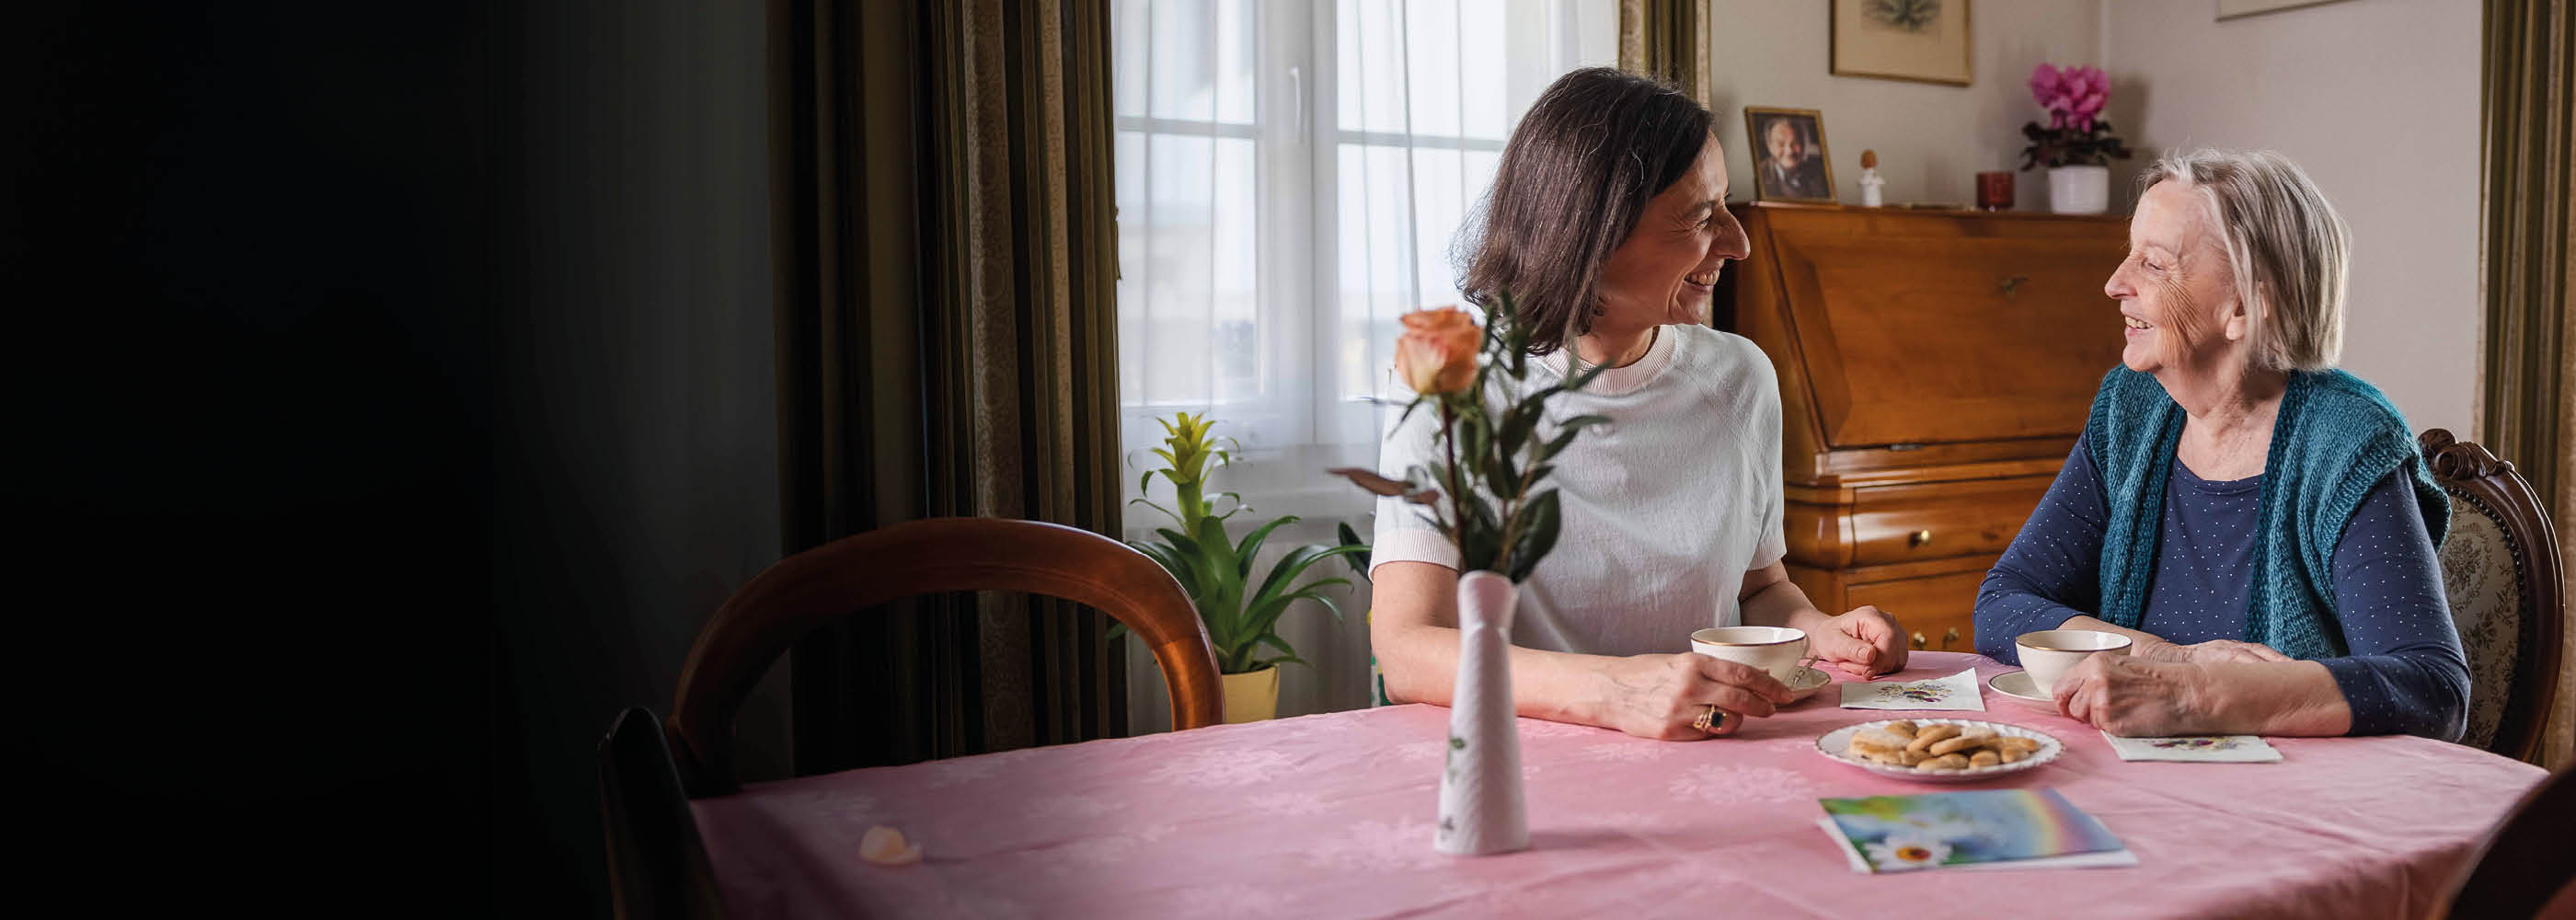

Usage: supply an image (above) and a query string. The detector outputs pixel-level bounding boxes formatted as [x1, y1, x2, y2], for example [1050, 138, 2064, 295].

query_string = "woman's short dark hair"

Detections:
[1456, 67, 1714, 355]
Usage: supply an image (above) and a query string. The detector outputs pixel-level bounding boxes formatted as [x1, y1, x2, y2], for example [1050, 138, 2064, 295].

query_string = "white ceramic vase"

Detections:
[1433, 570, 1528, 856]
[2048, 164, 2110, 214]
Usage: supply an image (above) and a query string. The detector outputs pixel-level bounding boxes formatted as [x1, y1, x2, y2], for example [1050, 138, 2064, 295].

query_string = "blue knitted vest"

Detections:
[2085, 367, 2449, 661]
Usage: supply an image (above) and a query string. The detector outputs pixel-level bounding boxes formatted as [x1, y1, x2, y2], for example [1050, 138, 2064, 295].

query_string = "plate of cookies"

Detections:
[1814, 719, 2063, 782]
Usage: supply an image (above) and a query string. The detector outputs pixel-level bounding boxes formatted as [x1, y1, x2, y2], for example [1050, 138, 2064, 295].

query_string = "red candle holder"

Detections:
[1976, 171, 2015, 211]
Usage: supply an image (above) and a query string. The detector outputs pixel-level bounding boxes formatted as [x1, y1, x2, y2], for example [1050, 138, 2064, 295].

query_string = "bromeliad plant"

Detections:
[1124, 412, 1368, 674]
[1329, 294, 1604, 582]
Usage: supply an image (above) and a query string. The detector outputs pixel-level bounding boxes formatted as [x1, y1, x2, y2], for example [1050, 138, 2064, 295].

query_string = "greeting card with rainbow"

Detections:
[1817, 788, 2131, 873]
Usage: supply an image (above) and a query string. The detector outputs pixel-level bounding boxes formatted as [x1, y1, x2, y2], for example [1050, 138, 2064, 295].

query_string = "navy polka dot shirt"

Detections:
[1976, 433, 2469, 741]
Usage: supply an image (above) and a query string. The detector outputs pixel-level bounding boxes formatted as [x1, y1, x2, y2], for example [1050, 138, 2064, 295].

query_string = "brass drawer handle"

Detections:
[1942, 627, 1961, 650]
[1911, 631, 1928, 650]
[1908, 530, 1934, 547]
[1998, 274, 2029, 296]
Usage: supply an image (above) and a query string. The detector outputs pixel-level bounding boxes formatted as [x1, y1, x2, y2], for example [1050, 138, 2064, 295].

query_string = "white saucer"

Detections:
[1786, 665, 1832, 702]
[1986, 671, 2056, 709]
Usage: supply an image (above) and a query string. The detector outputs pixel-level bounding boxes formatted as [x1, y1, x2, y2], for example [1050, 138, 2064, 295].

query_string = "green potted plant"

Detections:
[1123, 412, 1368, 722]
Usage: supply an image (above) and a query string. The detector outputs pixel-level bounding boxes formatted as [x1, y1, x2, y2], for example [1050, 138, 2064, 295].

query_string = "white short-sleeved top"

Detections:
[1369, 324, 1787, 656]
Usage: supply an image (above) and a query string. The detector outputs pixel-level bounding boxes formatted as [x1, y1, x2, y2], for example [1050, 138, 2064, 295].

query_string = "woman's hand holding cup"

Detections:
[1599, 652, 1792, 741]
[2050, 652, 2211, 737]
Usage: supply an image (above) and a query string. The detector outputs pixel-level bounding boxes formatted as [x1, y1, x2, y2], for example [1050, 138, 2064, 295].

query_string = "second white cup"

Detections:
[1689, 626, 1809, 684]
[2015, 628, 2134, 694]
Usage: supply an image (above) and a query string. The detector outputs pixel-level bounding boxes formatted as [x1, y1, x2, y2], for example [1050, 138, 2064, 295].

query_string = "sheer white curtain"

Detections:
[1113, 0, 1616, 730]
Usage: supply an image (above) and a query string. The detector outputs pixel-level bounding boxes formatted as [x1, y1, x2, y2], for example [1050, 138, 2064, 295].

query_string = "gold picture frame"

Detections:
[1830, 0, 1973, 86]
[1743, 107, 1837, 204]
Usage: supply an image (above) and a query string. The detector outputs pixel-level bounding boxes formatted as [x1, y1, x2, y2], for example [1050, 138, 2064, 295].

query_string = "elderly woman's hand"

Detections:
[1812, 605, 1908, 677]
[2051, 652, 2214, 737]
[1597, 653, 1794, 741]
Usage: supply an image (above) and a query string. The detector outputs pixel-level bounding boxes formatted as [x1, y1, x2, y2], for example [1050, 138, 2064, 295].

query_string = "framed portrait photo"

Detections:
[1743, 107, 1835, 204]
[1831, 0, 1973, 86]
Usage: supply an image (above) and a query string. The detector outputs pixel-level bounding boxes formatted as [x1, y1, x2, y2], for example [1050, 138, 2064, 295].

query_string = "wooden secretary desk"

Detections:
[1715, 202, 2128, 653]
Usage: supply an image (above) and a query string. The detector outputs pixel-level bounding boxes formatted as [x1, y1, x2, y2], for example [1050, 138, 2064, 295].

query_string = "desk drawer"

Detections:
[1847, 570, 1984, 653]
[1848, 476, 2051, 566]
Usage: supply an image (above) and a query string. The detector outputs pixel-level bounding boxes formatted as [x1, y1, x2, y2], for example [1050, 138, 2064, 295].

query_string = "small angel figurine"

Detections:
[1858, 149, 1886, 207]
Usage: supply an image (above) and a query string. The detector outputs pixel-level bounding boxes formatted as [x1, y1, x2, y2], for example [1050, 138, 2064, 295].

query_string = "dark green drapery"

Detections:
[770, 0, 1125, 773]
[2481, 0, 2576, 771]
[1618, 0, 1711, 104]
[2481, 0, 2572, 506]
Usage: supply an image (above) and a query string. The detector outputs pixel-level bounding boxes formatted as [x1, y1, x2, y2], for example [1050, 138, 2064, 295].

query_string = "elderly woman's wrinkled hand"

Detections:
[1813, 605, 1908, 677]
[1600, 653, 1793, 741]
[2051, 652, 2212, 737]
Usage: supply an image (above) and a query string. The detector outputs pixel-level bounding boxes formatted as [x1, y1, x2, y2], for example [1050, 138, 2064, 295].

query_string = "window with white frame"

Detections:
[1113, 0, 1613, 515]
[1111, 0, 1614, 720]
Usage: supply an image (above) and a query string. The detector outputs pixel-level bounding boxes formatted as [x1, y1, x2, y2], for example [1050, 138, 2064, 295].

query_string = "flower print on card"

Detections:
[1863, 837, 1954, 872]
[2101, 732, 2283, 763]
[1870, 683, 1954, 706]
[1839, 668, 1987, 711]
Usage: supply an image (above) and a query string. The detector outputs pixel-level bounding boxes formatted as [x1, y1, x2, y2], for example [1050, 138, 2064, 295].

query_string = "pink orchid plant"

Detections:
[2019, 63, 2133, 170]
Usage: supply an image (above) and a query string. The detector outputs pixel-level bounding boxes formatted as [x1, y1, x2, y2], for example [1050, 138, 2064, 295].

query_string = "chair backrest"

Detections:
[599, 707, 728, 920]
[2431, 765, 2576, 919]
[665, 516, 1224, 795]
[2421, 430, 2566, 764]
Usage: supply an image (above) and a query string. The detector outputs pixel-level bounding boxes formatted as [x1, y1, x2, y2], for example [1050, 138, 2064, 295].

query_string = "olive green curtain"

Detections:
[1618, 0, 1711, 103]
[2480, 0, 2576, 771]
[771, 0, 1125, 773]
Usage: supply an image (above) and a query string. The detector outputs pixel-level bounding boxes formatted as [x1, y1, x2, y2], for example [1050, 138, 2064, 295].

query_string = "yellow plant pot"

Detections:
[1219, 666, 1281, 723]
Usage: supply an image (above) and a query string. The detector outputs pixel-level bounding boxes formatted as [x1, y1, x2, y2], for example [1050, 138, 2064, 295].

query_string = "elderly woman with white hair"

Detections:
[1974, 149, 2467, 741]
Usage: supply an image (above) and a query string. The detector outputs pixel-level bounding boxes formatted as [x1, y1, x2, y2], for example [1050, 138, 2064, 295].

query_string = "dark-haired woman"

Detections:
[1367, 68, 1908, 741]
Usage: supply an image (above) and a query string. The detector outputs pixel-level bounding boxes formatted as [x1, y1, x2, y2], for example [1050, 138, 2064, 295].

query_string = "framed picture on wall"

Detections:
[1831, 0, 1973, 86]
[2216, 0, 2354, 19]
[1743, 107, 1836, 203]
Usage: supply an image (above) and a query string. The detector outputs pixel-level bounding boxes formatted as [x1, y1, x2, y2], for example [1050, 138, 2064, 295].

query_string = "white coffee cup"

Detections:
[1689, 626, 1810, 684]
[2014, 629, 2134, 694]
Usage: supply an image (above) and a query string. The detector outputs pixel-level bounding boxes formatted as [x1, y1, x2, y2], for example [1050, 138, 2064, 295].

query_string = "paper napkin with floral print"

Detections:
[2100, 732, 2283, 763]
[1837, 668, 1986, 711]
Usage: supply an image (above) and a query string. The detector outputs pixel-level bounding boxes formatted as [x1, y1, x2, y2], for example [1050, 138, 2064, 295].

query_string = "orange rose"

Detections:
[1394, 306, 1480, 395]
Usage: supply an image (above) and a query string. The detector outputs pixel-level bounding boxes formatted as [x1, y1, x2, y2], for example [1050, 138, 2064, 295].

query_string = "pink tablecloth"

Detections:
[691, 652, 2545, 919]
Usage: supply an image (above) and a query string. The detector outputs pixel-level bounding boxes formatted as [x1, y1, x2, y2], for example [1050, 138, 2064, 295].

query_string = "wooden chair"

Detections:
[2421, 430, 2566, 765]
[598, 707, 727, 920]
[663, 516, 1224, 796]
[2431, 765, 2576, 919]
[598, 517, 1224, 917]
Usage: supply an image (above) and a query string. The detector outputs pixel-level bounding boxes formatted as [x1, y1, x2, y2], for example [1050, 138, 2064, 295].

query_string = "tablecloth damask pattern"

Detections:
[693, 653, 2545, 919]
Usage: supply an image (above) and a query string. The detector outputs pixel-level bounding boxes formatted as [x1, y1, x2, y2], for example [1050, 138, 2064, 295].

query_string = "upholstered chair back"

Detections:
[2421, 430, 2564, 764]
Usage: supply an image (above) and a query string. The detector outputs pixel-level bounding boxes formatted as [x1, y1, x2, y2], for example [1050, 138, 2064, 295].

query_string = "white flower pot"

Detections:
[1434, 570, 1528, 856]
[2048, 165, 2111, 215]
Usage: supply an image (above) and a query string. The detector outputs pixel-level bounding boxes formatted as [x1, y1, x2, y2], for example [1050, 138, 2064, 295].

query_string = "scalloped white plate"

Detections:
[1813, 719, 2064, 783]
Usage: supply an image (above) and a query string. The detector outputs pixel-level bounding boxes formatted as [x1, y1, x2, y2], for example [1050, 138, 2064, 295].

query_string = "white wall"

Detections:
[1707, 0, 2104, 212]
[2107, 0, 2481, 436]
[1702, 0, 2480, 437]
